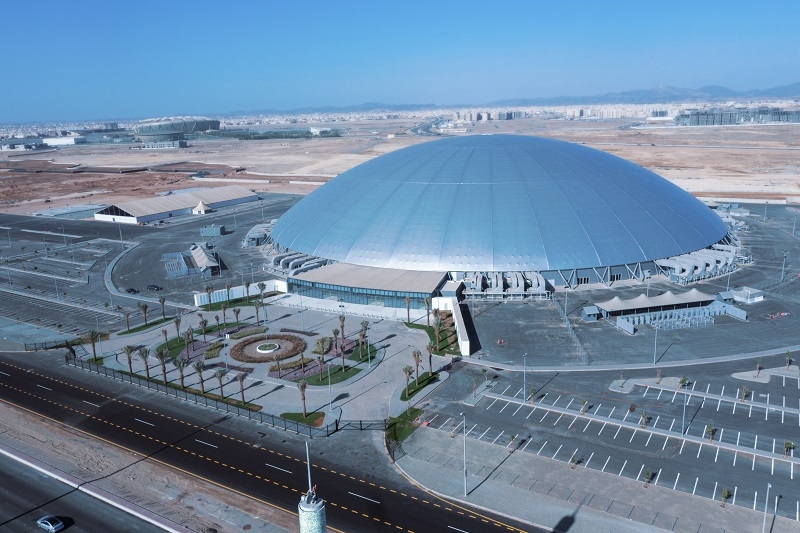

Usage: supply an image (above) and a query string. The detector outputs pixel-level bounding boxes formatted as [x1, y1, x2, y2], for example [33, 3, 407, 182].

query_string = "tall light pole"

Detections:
[250, 262, 254, 284]
[762, 482, 772, 533]
[59, 225, 66, 246]
[653, 325, 658, 365]
[327, 361, 333, 411]
[522, 352, 528, 401]
[260, 201, 264, 222]
[781, 250, 787, 282]
[681, 389, 687, 435]
[763, 202, 768, 224]
[460, 412, 467, 497]
[233, 209, 237, 229]
[118, 223, 124, 251]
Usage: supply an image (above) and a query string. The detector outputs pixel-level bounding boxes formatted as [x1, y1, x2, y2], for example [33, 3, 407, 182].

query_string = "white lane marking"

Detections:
[348, 491, 380, 504]
[645, 433, 653, 447]
[618, 459, 627, 476]
[490, 431, 504, 445]
[512, 403, 524, 416]
[636, 464, 644, 482]
[525, 407, 537, 419]
[601, 456, 610, 472]
[607, 406, 615, 419]
[696, 443, 703, 459]
[552, 444, 562, 459]
[83, 401, 100, 408]
[657, 389, 662, 399]
[613, 426, 622, 439]
[673, 472, 680, 490]
[692, 477, 698, 495]
[598, 422, 606, 435]
[135, 418, 154, 426]
[732, 486, 737, 505]
[565, 398, 574, 410]
[583, 420, 591, 432]
[196, 439, 218, 448]
[465, 423, 477, 437]
[662, 436, 669, 451]
[585, 452, 594, 468]
[593, 403, 602, 415]
[498, 400, 511, 413]
[654, 468, 662, 486]
[0, 371, 9, 376]
[629, 429, 637, 443]
[553, 414, 563, 425]
[447, 526, 468, 533]
[265, 462, 292, 474]
[37, 385, 52, 391]
[478, 427, 491, 440]
[537, 441, 548, 455]
[653, 415, 659, 428]
[568, 416, 578, 429]
[539, 411, 548, 423]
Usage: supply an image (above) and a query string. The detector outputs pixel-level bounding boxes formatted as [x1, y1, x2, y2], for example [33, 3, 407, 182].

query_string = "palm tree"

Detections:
[233, 307, 241, 330]
[123, 345, 135, 374]
[425, 342, 435, 376]
[787, 352, 793, 370]
[297, 379, 308, 417]
[433, 315, 443, 349]
[199, 319, 208, 342]
[317, 355, 324, 382]
[755, 359, 761, 378]
[173, 316, 181, 338]
[244, 282, 251, 303]
[214, 315, 221, 336]
[403, 365, 414, 399]
[254, 301, 262, 326]
[204, 285, 214, 311]
[424, 297, 431, 327]
[173, 357, 187, 389]
[257, 281, 266, 303]
[159, 296, 166, 320]
[215, 368, 226, 398]
[358, 331, 365, 356]
[192, 360, 205, 394]
[332, 328, 339, 351]
[221, 304, 228, 328]
[338, 315, 346, 346]
[139, 347, 151, 380]
[161, 329, 168, 349]
[124, 311, 131, 332]
[340, 341, 346, 373]
[86, 330, 101, 359]
[412, 349, 422, 385]
[138, 302, 149, 326]
[405, 296, 411, 323]
[237, 372, 246, 404]
[225, 282, 232, 302]
[155, 347, 170, 385]
[183, 329, 193, 359]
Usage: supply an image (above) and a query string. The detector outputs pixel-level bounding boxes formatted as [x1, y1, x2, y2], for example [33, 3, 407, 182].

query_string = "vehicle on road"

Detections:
[36, 516, 65, 532]
[125, 288, 138, 294]
[147, 284, 162, 291]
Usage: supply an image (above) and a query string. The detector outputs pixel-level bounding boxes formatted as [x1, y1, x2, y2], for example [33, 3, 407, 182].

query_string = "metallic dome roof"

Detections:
[271, 135, 727, 272]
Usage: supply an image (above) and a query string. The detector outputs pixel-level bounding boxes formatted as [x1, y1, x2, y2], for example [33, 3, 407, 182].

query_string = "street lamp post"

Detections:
[781, 250, 787, 283]
[59, 225, 66, 246]
[653, 325, 658, 365]
[522, 352, 528, 401]
[233, 209, 237, 229]
[460, 412, 467, 497]
[327, 362, 333, 411]
[118, 223, 124, 251]
[762, 483, 772, 533]
[681, 390, 687, 435]
[763, 202, 768, 223]
[260, 201, 264, 222]
[250, 262, 254, 284]
[298, 288, 305, 331]
[53, 277, 59, 302]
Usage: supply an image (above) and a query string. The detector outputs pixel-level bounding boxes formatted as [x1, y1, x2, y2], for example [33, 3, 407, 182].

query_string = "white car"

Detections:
[36, 515, 65, 532]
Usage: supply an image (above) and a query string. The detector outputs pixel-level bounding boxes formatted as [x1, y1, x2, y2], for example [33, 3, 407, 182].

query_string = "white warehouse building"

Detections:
[94, 185, 259, 224]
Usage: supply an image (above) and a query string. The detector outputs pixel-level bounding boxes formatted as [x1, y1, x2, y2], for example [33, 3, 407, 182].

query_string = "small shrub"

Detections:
[270, 357, 314, 372]
[311, 336, 332, 355]
[204, 341, 224, 359]
[229, 326, 267, 339]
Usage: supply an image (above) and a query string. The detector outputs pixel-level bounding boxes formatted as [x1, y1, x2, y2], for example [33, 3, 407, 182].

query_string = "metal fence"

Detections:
[26, 340, 87, 354]
[66, 356, 338, 438]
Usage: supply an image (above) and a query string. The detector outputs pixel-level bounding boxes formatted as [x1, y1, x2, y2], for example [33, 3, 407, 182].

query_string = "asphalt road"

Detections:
[0, 452, 163, 532]
[0, 352, 536, 533]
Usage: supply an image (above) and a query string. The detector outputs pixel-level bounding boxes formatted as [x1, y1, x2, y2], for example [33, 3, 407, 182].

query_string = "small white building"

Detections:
[192, 201, 211, 215]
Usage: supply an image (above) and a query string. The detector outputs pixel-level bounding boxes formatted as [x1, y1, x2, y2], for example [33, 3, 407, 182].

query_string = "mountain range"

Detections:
[228, 82, 800, 116]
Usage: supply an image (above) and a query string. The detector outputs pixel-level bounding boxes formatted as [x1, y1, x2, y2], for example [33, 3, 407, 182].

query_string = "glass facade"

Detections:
[289, 278, 430, 309]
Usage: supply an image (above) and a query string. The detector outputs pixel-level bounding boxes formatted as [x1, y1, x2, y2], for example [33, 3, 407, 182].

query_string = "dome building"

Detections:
[269, 135, 731, 307]
[133, 116, 220, 141]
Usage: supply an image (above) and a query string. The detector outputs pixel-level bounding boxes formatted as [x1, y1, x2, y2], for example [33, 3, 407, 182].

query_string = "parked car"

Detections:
[147, 284, 162, 291]
[36, 516, 65, 532]
[125, 288, 138, 294]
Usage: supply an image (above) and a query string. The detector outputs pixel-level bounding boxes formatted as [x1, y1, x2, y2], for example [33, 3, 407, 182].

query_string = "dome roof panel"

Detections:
[271, 135, 727, 272]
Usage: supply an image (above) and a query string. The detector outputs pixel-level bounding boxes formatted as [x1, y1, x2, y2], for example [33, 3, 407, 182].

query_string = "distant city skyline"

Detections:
[4, 0, 800, 122]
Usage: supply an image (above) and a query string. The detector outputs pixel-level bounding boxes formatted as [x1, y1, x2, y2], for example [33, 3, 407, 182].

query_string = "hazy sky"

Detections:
[4, 1, 800, 122]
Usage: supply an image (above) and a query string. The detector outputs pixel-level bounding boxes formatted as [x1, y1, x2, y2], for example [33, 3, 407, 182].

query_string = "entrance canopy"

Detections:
[595, 288, 715, 316]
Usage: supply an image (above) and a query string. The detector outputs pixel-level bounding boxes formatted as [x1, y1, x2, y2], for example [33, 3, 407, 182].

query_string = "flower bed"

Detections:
[230, 334, 306, 363]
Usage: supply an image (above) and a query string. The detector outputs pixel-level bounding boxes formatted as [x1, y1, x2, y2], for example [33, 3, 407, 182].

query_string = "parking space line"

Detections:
[598, 422, 606, 435]
[583, 420, 591, 432]
[622, 410, 630, 422]
[653, 415, 659, 428]
[696, 443, 703, 458]
[636, 464, 644, 482]
[512, 403, 525, 416]
[491, 431, 505, 445]
[772, 458, 774, 475]
[465, 423, 477, 437]
[498, 400, 511, 413]
[752, 454, 756, 471]
[645, 433, 653, 447]
[654, 468, 662, 486]
[732, 486, 737, 505]
[712, 482, 717, 501]
[673, 472, 680, 490]
[568, 416, 577, 429]
[607, 406, 615, 419]
[428, 414, 439, 424]
[585, 452, 594, 468]
[478, 428, 491, 440]
[642, 387, 648, 398]
[692, 477, 698, 495]
[537, 441, 547, 455]
[539, 412, 548, 423]
[715, 446, 719, 462]
[525, 407, 537, 419]
[657, 389, 662, 400]
[440, 417, 453, 429]
[629, 429, 637, 443]
[733, 451, 738, 466]
[618, 460, 627, 476]
[593, 403, 602, 415]
[553, 414, 563, 425]
[613, 426, 622, 439]
[679, 440, 686, 454]
[520, 438, 533, 452]
[565, 398, 574, 410]
[754, 492, 758, 510]
[669, 419, 675, 432]
[662, 436, 669, 451]
[601, 456, 610, 472]
[552, 444, 562, 459]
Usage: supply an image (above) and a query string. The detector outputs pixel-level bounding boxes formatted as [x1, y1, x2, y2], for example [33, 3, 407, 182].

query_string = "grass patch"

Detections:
[280, 411, 326, 427]
[204, 341, 224, 359]
[400, 371, 439, 401]
[202, 296, 256, 311]
[305, 364, 361, 385]
[403, 322, 460, 355]
[348, 343, 377, 362]
[229, 326, 267, 339]
[387, 407, 423, 442]
[86, 356, 104, 365]
[118, 316, 173, 335]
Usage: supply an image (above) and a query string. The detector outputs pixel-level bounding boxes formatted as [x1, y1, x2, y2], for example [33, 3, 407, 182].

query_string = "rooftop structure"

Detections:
[271, 135, 729, 288]
[133, 116, 220, 141]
